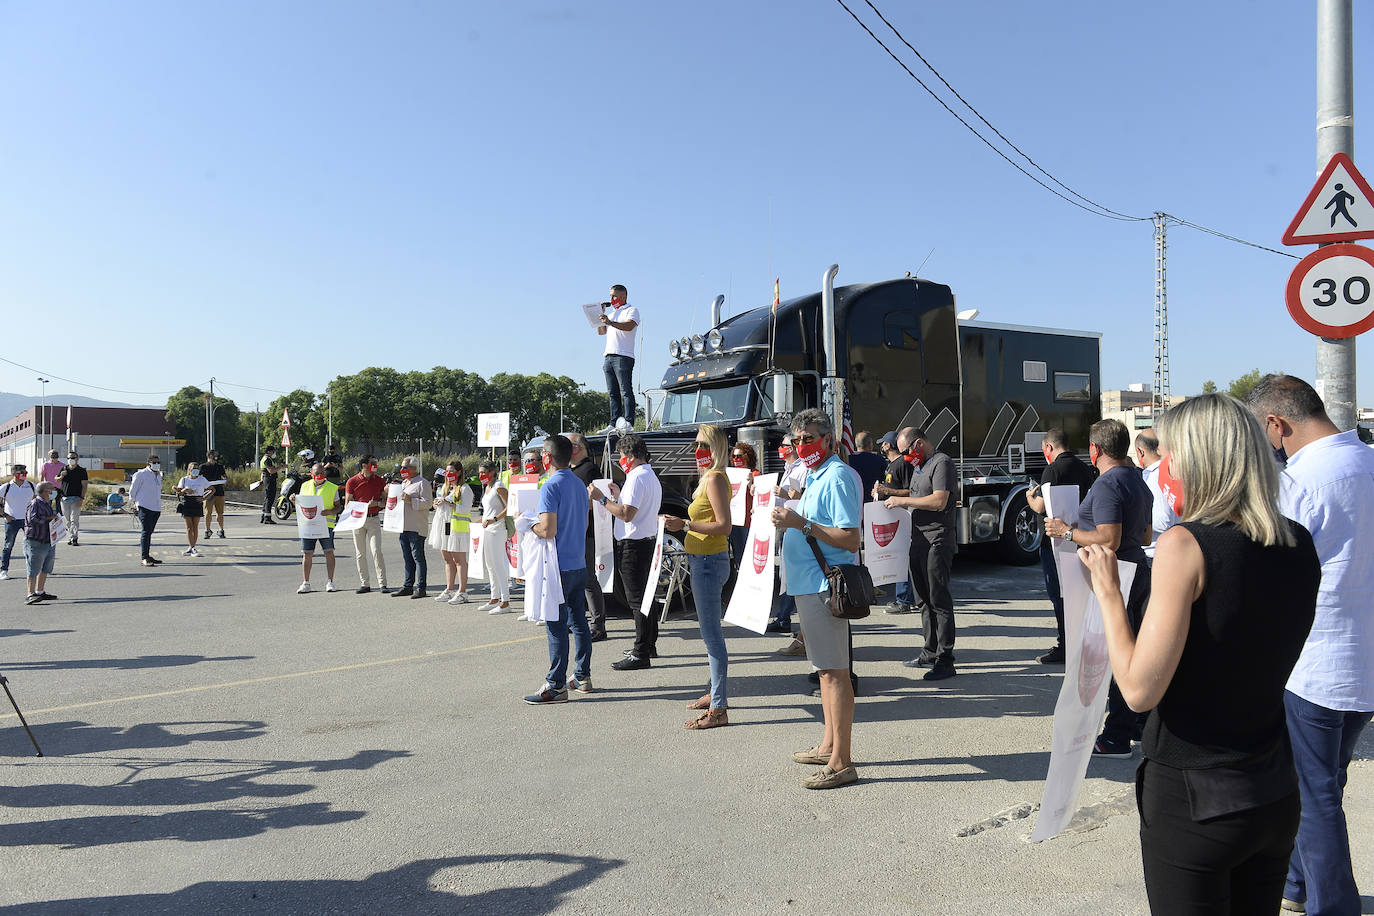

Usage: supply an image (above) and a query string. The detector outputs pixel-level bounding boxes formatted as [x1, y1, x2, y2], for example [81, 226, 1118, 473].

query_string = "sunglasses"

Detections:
[694, 442, 709, 450]
[796, 434, 820, 445]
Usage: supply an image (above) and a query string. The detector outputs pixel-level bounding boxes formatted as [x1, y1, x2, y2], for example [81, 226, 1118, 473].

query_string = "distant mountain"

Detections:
[0, 391, 162, 421]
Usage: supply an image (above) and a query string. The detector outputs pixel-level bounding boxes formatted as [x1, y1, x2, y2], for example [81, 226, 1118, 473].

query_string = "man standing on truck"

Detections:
[884, 429, 958, 681]
[1025, 428, 1096, 665]
[597, 283, 639, 431]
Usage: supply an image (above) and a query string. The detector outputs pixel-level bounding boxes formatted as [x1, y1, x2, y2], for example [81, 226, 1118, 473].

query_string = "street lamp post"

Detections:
[558, 392, 567, 433]
[36, 377, 49, 458]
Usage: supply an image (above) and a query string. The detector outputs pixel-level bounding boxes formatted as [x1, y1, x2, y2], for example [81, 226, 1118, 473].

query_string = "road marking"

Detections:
[0, 635, 544, 720]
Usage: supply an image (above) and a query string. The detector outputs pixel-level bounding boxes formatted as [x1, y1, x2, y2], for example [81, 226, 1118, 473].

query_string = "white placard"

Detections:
[382, 483, 405, 533]
[592, 477, 615, 593]
[638, 518, 668, 618]
[726, 467, 752, 526]
[582, 301, 606, 329]
[1030, 554, 1137, 842]
[477, 412, 511, 449]
[295, 494, 329, 539]
[333, 500, 370, 534]
[862, 501, 912, 587]
[724, 511, 777, 635]
[468, 524, 487, 580]
[506, 476, 541, 578]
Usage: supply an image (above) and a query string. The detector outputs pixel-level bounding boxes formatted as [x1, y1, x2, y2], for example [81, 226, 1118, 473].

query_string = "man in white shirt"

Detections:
[1, 464, 37, 580]
[128, 453, 165, 567]
[1248, 374, 1374, 916]
[597, 283, 639, 431]
[1133, 428, 1178, 565]
[588, 433, 662, 670]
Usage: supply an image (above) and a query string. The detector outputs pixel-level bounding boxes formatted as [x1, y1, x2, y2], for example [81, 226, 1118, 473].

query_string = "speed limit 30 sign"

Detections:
[1285, 243, 1374, 338]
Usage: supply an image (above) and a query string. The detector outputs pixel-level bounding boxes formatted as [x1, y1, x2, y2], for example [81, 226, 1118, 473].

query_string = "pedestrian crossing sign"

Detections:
[1283, 152, 1374, 246]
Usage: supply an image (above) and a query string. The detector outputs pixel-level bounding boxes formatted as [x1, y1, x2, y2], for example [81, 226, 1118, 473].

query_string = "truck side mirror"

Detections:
[771, 373, 795, 416]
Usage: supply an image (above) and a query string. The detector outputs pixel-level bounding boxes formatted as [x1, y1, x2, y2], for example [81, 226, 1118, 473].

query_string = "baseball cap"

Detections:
[878, 431, 898, 448]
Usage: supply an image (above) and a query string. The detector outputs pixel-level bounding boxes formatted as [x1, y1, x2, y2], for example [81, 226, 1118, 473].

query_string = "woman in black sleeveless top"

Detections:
[1078, 394, 1319, 915]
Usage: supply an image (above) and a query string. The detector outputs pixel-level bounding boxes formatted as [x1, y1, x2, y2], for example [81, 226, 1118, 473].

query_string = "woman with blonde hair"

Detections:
[1077, 393, 1319, 914]
[661, 423, 733, 729]
[430, 460, 474, 604]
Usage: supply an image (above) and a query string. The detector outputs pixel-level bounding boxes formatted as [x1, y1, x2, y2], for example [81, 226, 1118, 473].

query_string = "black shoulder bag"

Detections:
[807, 535, 875, 620]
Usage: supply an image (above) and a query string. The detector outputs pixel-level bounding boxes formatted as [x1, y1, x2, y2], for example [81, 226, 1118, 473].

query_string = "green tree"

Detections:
[1227, 369, 1264, 401]
[265, 389, 324, 455]
[1201, 379, 1217, 395]
[164, 387, 248, 467]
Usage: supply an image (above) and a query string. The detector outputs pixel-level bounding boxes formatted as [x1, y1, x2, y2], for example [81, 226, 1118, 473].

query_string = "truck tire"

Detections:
[999, 492, 1041, 565]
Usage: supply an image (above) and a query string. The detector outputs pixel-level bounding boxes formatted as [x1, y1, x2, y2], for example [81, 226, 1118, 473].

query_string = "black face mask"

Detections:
[1273, 445, 1288, 466]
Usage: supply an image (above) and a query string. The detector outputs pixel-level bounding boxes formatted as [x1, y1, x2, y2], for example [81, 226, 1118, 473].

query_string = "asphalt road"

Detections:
[2, 509, 1370, 914]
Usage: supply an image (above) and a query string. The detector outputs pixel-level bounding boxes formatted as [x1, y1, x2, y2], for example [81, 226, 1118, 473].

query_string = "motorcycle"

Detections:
[273, 452, 317, 520]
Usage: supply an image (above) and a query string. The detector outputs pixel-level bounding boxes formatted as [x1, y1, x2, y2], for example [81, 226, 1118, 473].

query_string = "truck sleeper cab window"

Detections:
[1053, 371, 1092, 402]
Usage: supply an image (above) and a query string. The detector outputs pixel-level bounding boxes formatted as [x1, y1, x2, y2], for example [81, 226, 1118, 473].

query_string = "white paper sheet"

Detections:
[333, 501, 371, 534]
[726, 467, 752, 526]
[638, 518, 667, 618]
[723, 483, 779, 634]
[382, 483, 405, 533]
[295, 494, 329, 539]
[592, 478, 615, 593]
[862, 501, 912, 586]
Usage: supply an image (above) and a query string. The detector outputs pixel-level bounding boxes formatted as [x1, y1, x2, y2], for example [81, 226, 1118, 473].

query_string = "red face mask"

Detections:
[541, 455, 553, 472]
[14, 473, 26, 482]
[1158, 454, 1184, 515]
[445, 472, 458, 482]
[508, 461, 519, 470]
[400, 469, 412, 479]
[610, 296, 625, 306]
[479, 473, 493, 485]
[904, 444, 925, 465]
[312, 474, 325, 483]
[795, 438, 826, 469]
[694, 448, 712, 470]
[618, 456, 633, 474]
[524, 461, 538, 474]
[368, 464, 379, 473]
[730, 456, 747, 468]
[777, 446, 791, 460]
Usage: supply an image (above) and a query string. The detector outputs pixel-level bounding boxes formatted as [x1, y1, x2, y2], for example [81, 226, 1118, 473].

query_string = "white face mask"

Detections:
[150, 463, 161, 471]
[67, 460, 77, 467]
[190, 469, 201, 478]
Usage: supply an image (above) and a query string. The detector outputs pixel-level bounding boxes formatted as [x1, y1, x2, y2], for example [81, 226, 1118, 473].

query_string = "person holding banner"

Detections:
[392, 456, 431, 599]
[429, 461, 473, 604]
[1025, 428, 1096, 665]
[476, 461, 513, 613]
[727, 442, 759, 575]
[593, 434, 663, 670]
[660, 424, 733, 729]
[22, 481, 58, 604]
[173, 462, 210, 557]
[292, 462, 342, 593]
[773, 408, 862, 789]
[1077, 394, 1319, 915]
[344, 456, 389, 594]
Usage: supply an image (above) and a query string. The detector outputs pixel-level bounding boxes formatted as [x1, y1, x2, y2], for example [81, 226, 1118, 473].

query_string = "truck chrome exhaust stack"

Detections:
[710, 294, 725, 328]
[821, 264, 840, 377]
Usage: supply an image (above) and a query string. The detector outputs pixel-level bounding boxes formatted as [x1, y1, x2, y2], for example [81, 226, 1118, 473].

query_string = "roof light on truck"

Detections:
[679, 336, 692, 356]
[706, 329, 723, 351]
[668, 340, 682, 360]
[690, 334, 705, 355]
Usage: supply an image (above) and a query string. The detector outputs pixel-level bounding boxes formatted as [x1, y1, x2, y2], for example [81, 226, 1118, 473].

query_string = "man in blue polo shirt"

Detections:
[524, 434, 593, 705]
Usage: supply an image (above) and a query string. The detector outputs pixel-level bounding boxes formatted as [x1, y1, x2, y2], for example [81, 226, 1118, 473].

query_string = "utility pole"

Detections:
[1314, 0, 1356, 430]
[207, 377, 217, 452]
[36, 377, 49, 457]
[1152, 213, 1170, 415]
[254, 402, 260, 464]
[557, 392, 566, 433]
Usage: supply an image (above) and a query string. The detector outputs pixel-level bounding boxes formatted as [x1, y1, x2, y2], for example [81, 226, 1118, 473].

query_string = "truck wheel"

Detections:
[999, 493, 1041, 565]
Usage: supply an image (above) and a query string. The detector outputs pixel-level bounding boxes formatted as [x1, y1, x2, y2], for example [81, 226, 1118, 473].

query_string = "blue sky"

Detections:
[1, 1, 1370, 411]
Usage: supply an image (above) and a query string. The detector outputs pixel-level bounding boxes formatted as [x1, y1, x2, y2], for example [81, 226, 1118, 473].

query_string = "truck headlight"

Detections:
[668, 340, 681, 360]
[690, 334, 705, 355]
[706, 329, 723, 351]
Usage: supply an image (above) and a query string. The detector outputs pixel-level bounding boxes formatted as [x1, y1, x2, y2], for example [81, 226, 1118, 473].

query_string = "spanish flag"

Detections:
[772, 278, 780, 312]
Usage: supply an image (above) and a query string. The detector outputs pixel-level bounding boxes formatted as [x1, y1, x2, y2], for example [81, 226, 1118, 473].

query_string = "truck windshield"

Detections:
[660, 381, 753, 426]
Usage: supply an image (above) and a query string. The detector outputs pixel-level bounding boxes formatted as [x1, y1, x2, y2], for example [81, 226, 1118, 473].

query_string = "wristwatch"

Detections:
[802, 519, 815, 537]
[1065, 528, 1074, 544]
[599, 496, 608, 506]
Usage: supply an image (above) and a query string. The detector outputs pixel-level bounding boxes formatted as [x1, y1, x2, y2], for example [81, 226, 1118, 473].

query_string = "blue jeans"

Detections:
[1284, 690, 1374, 913]
[1039, 537, 1065, 648]
[894, 574, 916, 608]
[545, 567, 591, 687]
[137, 507, 160, 560]
[603, 354, 635, 426]
[689, 553, 730, 709]
[1, 518, 22, 572]
[399, 530, 427, 588]
[24, 537, 54, 578]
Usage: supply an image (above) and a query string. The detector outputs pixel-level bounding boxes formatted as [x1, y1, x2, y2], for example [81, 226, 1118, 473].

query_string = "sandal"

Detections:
[684, 708, 728, 730]
[685, 692, 712, 710]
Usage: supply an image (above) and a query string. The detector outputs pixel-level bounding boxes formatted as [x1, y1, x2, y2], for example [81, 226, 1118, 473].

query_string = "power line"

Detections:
[1162, 214, 1300, 259]
[212, 379, 294, 396]
[0, 354, 176, 397]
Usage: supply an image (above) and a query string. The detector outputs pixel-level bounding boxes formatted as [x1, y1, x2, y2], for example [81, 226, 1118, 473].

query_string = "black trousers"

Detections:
[616, 537, 657, 658]
[1138, 759, 1299, 915]
[584, 531, 606, 634]
[910, 533, 955, 663]
[1102, 561, 1152, 745]
[260, 475, 278, 519]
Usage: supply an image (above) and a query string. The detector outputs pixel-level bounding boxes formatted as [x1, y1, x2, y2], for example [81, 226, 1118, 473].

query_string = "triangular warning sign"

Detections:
[281, 428, 291, 448]
[280, 408, 291, 428]
[1283, 152, 1374, 246]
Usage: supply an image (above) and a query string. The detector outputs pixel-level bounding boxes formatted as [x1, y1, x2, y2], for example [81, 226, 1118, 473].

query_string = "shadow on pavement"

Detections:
[856, 750, 1135, 787]
[3, 654, 252, 671]
[0, 628, 76, 638]
[14, 853, 627, 914]
[15, 719, 269, 756]
[65, 594, 234, 604]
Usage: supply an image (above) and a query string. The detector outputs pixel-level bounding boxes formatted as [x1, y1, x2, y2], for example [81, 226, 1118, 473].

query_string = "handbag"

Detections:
[807, 535, 875, 620]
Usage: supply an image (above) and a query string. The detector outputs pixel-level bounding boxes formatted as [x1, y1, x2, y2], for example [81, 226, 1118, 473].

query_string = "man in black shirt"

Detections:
[873, 430, 917, 614]
[200, 450, 228, 539]
[847, 431, 887, 502]
[57, 451, 89, 546]
[567, 433, 607, 641]
[1025, 428, 1096, 664]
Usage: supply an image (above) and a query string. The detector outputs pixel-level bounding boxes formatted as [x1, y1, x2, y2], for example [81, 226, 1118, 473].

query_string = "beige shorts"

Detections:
[796, 592, 850, 671]
[205, 493, 226, 516]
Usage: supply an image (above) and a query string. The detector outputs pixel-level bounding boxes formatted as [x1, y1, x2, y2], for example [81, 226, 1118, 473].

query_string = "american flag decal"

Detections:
[841, 393, 855, 456]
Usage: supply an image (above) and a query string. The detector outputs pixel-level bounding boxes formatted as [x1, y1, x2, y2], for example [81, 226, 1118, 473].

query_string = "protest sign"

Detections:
[638, 518, 667, 618]
[592, 478, 615, 593]
[477, 412, 510, 449]
[296, 494, 329, 539]
[506, 475, 541, 577]
[726, 467, 752, 526]
[724, 523, 776, 635]
[862, 501, 912, 586]
[333, 501, 370, 534]
[382, 483, 405, 533]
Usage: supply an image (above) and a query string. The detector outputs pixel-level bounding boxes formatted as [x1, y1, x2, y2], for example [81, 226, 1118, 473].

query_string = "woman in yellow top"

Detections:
[662, 424, 734, 729]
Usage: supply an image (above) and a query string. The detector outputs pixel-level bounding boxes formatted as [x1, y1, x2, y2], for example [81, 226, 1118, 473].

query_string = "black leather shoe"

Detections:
[765, 619, 793, 634]
[410, 588, 427, 599]
[612, 654, 650, 671]
[356, 585, 372, 594]
[1037, 646, 1066, 665]
[589, 631, 608, 642]
[391, 587, 413, 597]
[923, 662, 957, 681]
[902, 652, 938, 669]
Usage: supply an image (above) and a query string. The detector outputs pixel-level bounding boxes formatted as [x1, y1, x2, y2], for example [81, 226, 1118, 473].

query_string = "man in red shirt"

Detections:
[344, 455, 389, 594]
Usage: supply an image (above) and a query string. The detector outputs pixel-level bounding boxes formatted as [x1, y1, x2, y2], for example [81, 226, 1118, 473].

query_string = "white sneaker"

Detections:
[189, 547, 201, 557]
[296, 581, 312, 594]
[0, 570, 9, 580]
[326, 580, 338, 593]
[488, 603, 515, 615]
[182, 547, 193, 556]
[448, 592, 469, 606]
[434, 589, 454, 602]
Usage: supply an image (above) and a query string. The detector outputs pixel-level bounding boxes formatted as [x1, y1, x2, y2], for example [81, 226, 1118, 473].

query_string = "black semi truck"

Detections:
[612, 264, 1101, 564]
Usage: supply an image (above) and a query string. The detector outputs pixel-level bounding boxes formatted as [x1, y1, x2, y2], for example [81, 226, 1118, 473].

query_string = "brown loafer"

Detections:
[802, 765, 858, 790]
[792, 746, 829, 766]
[685, 692, 711, 710]
[684, 708, 728, 730]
